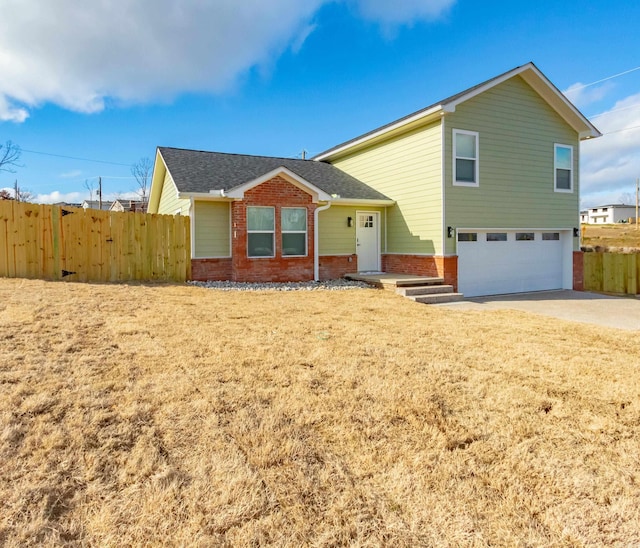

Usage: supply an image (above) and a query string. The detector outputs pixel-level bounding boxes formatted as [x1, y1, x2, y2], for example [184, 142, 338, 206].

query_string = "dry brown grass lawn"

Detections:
[1, 278, 640, 546]
[582, 223, 640, 251]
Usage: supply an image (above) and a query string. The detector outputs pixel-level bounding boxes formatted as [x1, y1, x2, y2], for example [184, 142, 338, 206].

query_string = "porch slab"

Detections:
[345, 272, 444, 289]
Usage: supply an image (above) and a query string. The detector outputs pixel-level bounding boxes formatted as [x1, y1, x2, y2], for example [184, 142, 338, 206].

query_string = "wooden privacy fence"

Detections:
[583, 252, 639, 295]
[0, 200, 190, 283]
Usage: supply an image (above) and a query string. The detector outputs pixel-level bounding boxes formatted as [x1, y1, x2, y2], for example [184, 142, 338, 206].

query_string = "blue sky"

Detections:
[1, 0, 639, 208]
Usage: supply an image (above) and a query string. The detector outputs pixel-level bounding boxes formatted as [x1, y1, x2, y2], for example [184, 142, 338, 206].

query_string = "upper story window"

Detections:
[554, 144, 573, 193]
[453, 129, 479, 187]
[281, 207, 307, 256]
[247, 206, 275, 257]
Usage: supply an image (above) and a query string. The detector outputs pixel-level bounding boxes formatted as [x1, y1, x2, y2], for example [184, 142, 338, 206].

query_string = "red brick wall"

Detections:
[382, 254, 459, 291]
[191, 258, 232, 281]
[573, 251, 584, 291]
[319, 255, 358, 280]
[231, 176, 316, 282]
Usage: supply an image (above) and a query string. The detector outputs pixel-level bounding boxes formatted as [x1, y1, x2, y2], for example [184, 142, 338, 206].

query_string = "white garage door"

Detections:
[457, 230, 564, 297]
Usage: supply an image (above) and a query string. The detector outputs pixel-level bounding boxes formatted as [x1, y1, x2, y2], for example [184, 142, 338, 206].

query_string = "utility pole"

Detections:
[98, 176, 102, 210]
[301, 149, 307, 160]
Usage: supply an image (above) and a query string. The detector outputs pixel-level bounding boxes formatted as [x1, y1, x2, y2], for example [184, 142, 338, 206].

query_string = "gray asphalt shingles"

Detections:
[158, 147, 390, 201]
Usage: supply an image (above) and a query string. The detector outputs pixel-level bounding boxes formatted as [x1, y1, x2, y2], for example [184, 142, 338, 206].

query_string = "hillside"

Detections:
[581, 223, 640, 251]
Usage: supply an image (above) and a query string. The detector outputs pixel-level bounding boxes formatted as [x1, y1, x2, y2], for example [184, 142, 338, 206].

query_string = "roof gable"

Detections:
[223, 166, 332, 202]
[314, 62, 601, 161]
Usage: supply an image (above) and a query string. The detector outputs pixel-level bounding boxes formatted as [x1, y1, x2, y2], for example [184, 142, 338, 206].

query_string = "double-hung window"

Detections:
[247, 206, 275, 257]
[453, 129, 479, 186]
[282, 207, 307, 256]
[554, 144, 573, 192]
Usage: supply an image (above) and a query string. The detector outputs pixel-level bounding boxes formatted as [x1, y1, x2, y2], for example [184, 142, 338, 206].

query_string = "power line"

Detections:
[568, 65, 640, 92]
[599, 124, 640, 136]
[21, 148, 131, 167]
[589, 101, 640, 119]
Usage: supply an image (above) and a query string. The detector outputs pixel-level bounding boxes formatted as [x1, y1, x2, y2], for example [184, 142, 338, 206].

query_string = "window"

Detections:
[453, 129, 479, 186]
[282, 207, 307, 256]
[554, 144, 573, 192]
[457, 232, 477, 242]
[360, 215, 374, 228]
[542, 232, 560, 241]
[516, 232, 535, 241]
[486, 232, 507, 242]
[247, 206, 274, 257]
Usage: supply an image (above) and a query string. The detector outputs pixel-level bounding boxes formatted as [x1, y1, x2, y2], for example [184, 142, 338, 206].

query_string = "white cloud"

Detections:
[59, 170, 83, 179]
[0, 95, 28, 123]
[563, 81, 614, 110]
[353, 0, 455, 24]
[0, 0, 455, 122]
[580, 93, 640, 207]
[30, 190, 83, 204]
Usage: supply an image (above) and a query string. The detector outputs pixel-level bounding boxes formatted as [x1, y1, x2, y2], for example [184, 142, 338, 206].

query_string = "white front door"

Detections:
[356, 211, 380, 272]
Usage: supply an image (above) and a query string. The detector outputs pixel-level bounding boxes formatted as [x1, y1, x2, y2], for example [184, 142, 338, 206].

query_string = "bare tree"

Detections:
[619, 192, 635, 205]
[0, 141, 22, 173]
[16, 188, 34, 202]
[83, 178, 96, 201]
[131, 157, 153, 203]
[0, 189, 13, 200]
[13, 180, 33, 202]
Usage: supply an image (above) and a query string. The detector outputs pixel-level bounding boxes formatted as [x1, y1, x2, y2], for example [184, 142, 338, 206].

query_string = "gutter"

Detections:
[314, 202, 332, 281]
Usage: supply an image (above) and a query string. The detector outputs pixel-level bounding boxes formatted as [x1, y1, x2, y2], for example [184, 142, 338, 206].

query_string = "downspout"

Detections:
[189, 197, 195, 261]
[314, 201, 332, 281]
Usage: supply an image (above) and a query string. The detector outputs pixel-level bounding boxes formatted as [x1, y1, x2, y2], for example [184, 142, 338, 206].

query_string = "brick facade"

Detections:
[573, 251, 584, 291]
[191, 258, 232, 282]
[318, 254, 358, 280]
[230, 176, 316, 282]
[382, 254, 459, 291]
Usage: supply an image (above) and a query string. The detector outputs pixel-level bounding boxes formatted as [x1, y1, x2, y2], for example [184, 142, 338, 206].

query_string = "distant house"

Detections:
[82, 200, 111, 211]
[582, 204, 636, 224]
[110, 199, 147, 213]
[148, 62, 600, 297]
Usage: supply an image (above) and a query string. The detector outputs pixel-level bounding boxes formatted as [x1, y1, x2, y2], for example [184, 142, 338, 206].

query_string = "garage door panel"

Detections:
[458, 230, 564, 297]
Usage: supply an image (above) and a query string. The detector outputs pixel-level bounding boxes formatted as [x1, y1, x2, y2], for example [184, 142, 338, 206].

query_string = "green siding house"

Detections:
[148, 62, 600, 296]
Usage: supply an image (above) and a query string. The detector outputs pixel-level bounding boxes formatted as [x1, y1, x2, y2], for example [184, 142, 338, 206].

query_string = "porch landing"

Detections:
[345, 272, 444, 290]
[344, 272, 464, 304]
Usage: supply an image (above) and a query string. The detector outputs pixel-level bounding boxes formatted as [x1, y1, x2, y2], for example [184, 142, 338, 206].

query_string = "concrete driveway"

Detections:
[439, 290, 640, 331]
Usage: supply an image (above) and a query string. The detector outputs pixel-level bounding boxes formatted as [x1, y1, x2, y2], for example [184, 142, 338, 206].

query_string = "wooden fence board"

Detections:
[584, 251, 639, 295]
[0, 200, 190, 283]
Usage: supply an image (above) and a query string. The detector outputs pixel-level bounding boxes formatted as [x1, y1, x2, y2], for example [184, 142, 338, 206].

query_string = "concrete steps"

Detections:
[343, 273, 464, 304]
[396, 284, 464, 304]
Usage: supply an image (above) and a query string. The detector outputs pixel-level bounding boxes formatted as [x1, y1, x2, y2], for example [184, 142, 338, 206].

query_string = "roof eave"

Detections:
[329, 198, 395, 207]
[178, 192, 234, 201]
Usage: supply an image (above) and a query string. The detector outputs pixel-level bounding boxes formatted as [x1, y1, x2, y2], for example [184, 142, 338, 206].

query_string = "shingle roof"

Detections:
[314, 62, 600, 159]
[158, 147, 390, 201]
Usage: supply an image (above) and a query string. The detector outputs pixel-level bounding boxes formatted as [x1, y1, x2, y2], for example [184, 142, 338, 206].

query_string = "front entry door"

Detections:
[356, 212, 380, 272]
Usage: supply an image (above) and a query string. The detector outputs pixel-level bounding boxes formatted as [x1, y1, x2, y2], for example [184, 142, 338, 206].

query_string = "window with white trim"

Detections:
[554, 144, 573, 192]
[247, 206, 274, 257]
[281, 207, 307, 256]
[453, 129, 479, 186]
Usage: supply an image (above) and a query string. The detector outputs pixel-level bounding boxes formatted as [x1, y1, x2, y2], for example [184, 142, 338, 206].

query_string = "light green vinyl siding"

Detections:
[157, 171, 190, 215]
[194, 201, 231, 257]
[444, 75, 580, 253]
[318, 205, 385, 255]
[331, 121, 443, 255]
